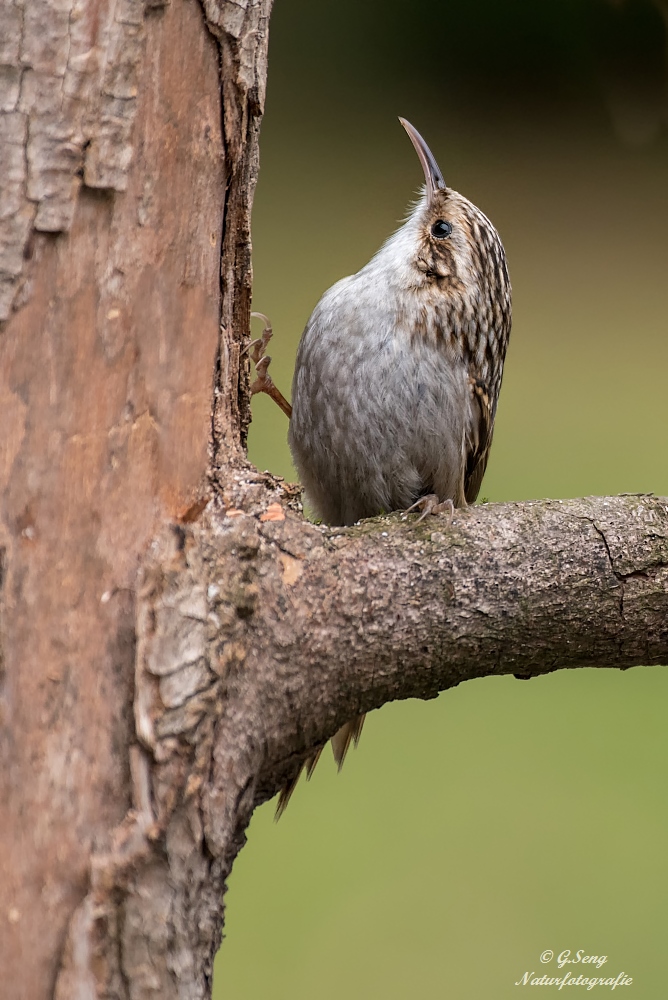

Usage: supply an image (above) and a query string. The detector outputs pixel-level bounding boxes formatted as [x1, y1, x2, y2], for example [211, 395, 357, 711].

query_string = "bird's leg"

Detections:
[405, 495, 455, 525]
[246, 312, 293, 419]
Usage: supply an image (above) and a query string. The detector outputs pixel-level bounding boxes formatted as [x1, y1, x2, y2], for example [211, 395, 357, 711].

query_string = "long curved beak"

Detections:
[398, 118, 446, 205]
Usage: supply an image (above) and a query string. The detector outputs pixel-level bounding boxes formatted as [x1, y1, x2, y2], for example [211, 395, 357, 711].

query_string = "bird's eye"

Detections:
[431, 220, 452, 239]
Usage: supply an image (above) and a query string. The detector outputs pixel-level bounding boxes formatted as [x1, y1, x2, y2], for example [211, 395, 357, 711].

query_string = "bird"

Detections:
[276, 117, 511, 815]
[289, 117, 511, 527]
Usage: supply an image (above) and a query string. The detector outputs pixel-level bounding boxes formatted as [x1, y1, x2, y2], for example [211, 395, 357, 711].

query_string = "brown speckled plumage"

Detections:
[290, 119, 511, 525]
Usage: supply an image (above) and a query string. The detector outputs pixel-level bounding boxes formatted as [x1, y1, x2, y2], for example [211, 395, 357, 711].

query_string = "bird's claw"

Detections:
[247, 312, 273, 365]
[247, 312, 293, 419]
[251, 353, 271, 384]
[406, 494, 454, 525]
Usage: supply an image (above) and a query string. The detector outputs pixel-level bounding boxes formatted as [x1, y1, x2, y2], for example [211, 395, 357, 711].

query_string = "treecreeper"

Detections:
[275, 118, 512, 814]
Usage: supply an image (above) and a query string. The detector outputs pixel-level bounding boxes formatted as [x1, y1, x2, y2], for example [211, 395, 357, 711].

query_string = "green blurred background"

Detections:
[214, 1, 668, 996]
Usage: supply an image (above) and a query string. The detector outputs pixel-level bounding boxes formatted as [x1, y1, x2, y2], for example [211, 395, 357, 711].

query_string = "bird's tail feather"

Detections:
[274, 715, 365, 819]
[274, 744, 325, 820]
[330, 714, 366, 770]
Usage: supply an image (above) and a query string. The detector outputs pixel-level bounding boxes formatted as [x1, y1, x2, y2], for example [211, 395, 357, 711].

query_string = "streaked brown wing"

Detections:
[464, 377, 494, 504]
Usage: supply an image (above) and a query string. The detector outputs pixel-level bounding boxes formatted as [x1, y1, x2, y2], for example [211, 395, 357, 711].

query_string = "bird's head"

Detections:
[398, 118, 510, 315]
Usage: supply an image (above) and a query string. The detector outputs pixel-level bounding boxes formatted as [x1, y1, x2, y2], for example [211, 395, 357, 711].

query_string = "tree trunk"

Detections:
[0, 0, 269, 996]
[1, 1, 667, 998]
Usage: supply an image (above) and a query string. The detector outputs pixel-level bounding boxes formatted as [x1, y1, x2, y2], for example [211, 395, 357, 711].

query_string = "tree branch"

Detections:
[139, 490, 668, 823]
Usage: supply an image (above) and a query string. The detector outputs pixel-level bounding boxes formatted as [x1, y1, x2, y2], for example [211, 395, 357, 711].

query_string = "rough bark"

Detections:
[1, 0, 667, 999]
[57, 489, 668, 999]
[138, 491, 668, 825]
[0, 0, 269, 996]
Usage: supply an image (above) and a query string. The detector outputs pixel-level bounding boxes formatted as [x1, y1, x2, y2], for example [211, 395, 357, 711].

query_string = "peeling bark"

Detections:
[1, 0, 667, 998]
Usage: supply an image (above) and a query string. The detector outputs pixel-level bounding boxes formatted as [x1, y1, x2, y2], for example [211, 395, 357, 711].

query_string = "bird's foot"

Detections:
[246, 312, 293, 419]
[405, 495, 454, 525]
